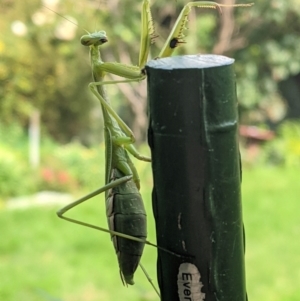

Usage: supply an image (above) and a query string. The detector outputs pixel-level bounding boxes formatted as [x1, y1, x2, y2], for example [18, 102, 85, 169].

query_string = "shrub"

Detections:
[0, 147, 36, 199]
[263, 120, 300, 167]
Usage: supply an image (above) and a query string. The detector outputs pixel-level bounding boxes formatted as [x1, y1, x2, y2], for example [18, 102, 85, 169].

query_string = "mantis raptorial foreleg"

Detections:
[79, 1, 253, 83]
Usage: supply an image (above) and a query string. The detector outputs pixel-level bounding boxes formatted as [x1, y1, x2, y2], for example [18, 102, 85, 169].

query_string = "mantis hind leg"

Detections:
[57, 176, 161, 296]
[139, 263, 161, 298]
[57, 175, 153, 245]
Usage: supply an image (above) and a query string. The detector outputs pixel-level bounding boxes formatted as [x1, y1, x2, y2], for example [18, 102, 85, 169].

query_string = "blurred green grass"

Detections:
[0, 166, 299, 300]
[0, 160, 157, 301]
[243, 167, 300, 301]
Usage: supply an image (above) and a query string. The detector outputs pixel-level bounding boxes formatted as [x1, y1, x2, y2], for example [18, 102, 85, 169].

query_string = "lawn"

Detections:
[243, 167, 300, 301]
[0, 166, 299, 301]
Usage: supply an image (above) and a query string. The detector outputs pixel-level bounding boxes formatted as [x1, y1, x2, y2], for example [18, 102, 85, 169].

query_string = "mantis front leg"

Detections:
[84, 1, 254, 81]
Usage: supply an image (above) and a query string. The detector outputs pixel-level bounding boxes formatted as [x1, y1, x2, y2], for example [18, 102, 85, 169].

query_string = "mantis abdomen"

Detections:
[107, 168, 147, 285]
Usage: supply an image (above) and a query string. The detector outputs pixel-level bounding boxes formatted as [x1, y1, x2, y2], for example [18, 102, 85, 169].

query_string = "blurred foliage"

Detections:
[0, 123, 36, 198]
[0, 122, 102, 200]
[239, 120, 300, 168]
[0, 122, 151, 201]
[262, 121, 300, 167]
[1, 0, 300, 197]
[0, 0, 300, 143]
[233, 0, 300, 124]
[1, 119, 299, 201]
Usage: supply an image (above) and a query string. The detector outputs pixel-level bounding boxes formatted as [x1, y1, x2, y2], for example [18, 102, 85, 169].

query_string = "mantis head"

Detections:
[80, 31, 108, 47]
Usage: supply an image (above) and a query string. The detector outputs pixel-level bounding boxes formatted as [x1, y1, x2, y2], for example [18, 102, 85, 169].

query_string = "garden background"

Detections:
[1, 0, 300, 300]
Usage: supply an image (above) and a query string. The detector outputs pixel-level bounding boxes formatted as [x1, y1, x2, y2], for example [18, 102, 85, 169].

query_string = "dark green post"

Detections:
[146, 55, 246, 301]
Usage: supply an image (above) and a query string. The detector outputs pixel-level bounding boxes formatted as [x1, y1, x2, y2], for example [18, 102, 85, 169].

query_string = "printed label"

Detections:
[177, 263, 205, 301]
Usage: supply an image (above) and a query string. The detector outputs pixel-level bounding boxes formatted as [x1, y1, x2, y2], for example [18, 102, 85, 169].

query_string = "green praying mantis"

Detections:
[56, 0, 253, 294]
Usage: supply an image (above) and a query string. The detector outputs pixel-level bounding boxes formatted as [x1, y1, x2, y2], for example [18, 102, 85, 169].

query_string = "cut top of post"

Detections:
[147, 54, 234, 70]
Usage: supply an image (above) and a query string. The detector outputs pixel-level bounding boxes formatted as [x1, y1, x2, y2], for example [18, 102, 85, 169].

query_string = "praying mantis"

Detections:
[56, 0, 253, 294]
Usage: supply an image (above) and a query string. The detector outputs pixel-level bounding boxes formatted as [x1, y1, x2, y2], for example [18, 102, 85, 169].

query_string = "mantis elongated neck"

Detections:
[89, 45, 116, 131]
[89, 45, 113, 186]
[90, 46, 109, 103]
